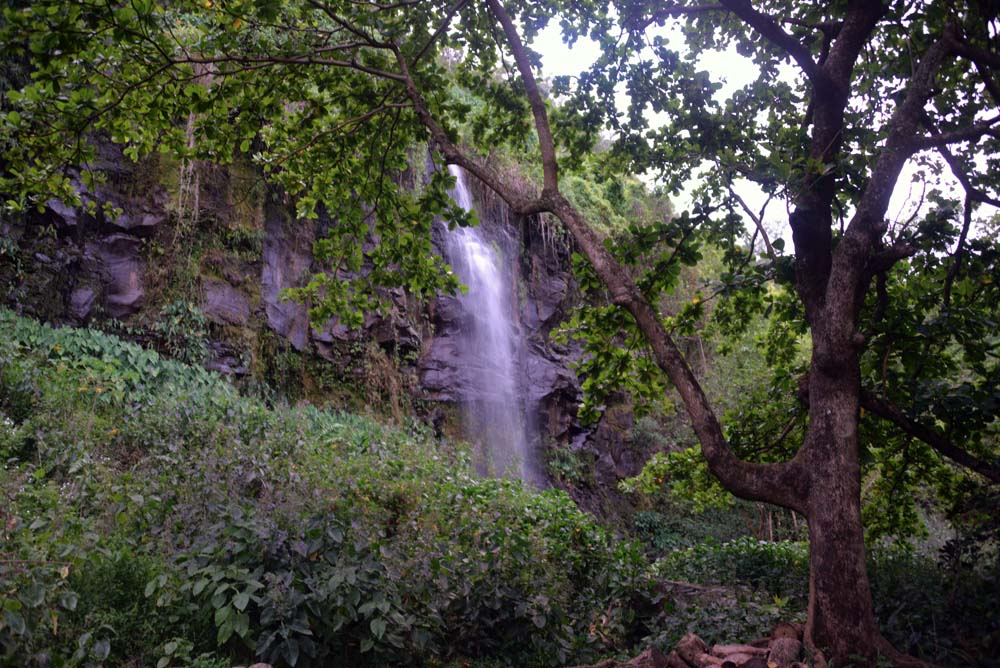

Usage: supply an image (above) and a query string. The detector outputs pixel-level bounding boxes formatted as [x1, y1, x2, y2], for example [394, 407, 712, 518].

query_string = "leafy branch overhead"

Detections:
[2, 0, 999, 665]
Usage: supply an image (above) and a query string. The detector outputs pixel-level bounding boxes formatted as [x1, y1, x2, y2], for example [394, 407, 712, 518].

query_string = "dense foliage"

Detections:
[2, 0, 999, 663]
[2, 312, 996, 667]
[0, 311, 659, 668]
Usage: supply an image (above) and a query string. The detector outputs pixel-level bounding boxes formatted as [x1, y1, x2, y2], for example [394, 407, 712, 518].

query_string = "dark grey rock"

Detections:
[261, 199, 312, 350]
[68, 287, 98, 323]
[111, 208, 167, 231]
[368, 312, 420, 353]
[46, 199, 78, 227]
[201, 279, 250, 326]
[86, 234, 144, 318]
[420, 335, 463, 401]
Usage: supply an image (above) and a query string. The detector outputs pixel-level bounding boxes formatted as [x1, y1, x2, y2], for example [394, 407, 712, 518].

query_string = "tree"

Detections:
[2, 0, 999, 664]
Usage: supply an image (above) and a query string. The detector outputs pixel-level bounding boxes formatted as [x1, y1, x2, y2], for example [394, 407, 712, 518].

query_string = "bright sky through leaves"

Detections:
[532, 20, 970, 250]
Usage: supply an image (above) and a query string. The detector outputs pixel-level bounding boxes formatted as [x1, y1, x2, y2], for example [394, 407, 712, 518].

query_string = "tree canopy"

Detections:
[2, 0, 999, 664]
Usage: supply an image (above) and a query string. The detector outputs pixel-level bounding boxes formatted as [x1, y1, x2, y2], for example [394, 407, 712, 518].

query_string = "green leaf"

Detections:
[60, 591, 79, 611]
[214, 605, 231, 626]
[217, 619, 234, 645]
[3, 609, 26, 635]
[232, 591, 250, 612]
[20, 583, 46, 608]
[92, 638, 111, 661]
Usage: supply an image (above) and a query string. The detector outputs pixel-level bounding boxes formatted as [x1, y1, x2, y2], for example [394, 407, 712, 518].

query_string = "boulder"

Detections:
[68, 286, 98, 323]
[201, 278, 250, 326]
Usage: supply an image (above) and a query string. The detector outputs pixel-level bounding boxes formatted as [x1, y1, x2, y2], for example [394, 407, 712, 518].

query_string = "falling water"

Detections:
[444, 165, 534, 482]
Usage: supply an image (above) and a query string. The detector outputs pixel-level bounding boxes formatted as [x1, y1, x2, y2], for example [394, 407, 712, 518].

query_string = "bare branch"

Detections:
[975, 62, 1000, 107]
[170, 52, 408, 82]
[411, 0, 470, 66]
[727, 180, 776, 259]
[629, 3, 724, 29]
[867, 241, 918, 275]
[305, 0, 393, 49]
[274, 102, 414, 167]
[943, 194, 974, 308]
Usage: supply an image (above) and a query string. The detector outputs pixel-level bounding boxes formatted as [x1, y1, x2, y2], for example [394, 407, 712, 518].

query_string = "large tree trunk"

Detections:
[801, 354, 907, 665]
[804, 442, 881, 660]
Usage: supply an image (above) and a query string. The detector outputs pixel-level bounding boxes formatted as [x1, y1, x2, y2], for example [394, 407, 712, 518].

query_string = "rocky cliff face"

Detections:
[0, 150, 652, 498]
[418, 174, 583, 453]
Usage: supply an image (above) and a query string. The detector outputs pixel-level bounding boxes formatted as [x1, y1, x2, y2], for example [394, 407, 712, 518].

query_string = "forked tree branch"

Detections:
[827, 26, 956, 323]
[727, 180, 776, 259]
[928, 127, 1000, 209]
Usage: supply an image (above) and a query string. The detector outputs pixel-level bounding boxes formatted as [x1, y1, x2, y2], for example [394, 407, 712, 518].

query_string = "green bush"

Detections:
[151, 300, 209, 364]
[3, 310, 992, 667]
[0, 310, 658, 668]
[652, 537, 809, 602]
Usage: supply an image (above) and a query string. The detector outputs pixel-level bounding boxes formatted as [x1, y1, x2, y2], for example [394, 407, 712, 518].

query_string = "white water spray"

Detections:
[444, 165, 534, 482]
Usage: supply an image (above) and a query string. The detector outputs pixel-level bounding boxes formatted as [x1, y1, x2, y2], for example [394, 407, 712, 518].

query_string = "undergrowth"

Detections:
[0, 310, 656, 668]
[0, 310, 995, 667]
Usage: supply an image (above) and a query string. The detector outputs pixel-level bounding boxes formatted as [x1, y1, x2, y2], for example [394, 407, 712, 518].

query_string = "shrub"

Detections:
[652, 537, 809, 603]
[0, 310, 659, 668]
[151, 300, 209, 364]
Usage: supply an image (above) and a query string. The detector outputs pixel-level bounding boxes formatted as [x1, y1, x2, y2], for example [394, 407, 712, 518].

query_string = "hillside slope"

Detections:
[0, 310, 657, 668]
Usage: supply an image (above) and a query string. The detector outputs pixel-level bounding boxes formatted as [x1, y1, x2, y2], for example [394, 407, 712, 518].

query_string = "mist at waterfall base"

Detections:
[442, 166, 539, 484]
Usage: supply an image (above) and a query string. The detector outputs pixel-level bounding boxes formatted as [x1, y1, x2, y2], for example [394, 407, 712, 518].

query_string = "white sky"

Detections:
[531, 22, 968, 251]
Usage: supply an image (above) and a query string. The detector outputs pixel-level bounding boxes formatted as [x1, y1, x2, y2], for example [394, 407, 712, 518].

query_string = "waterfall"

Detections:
[443, 165, 535, 482]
